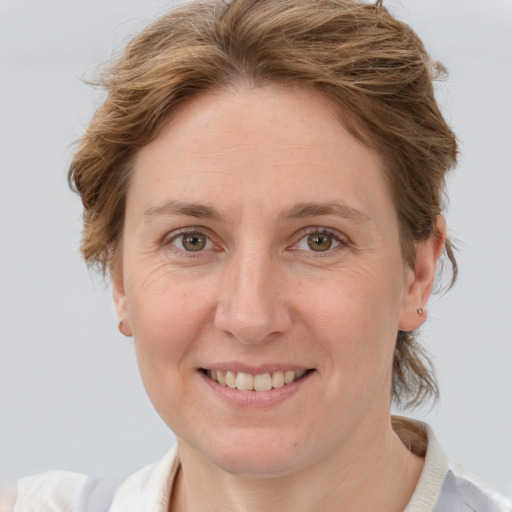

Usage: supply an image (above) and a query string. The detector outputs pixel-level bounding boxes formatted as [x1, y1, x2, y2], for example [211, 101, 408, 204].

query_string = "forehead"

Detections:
[129, 85, 391, 220]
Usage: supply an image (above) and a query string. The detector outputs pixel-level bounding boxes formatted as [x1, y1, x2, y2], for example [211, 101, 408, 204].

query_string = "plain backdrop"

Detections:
[1, 0, 511, 498]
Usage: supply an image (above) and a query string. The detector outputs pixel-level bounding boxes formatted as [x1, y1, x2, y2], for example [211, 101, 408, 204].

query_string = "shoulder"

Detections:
[395, 417, 512, 512]
[12, 445, 180, 512]
[392, 416, 512, 512]
[14, 471, 86, 512]
[435, 463, 512, 512]
[109, 444, 179, 512]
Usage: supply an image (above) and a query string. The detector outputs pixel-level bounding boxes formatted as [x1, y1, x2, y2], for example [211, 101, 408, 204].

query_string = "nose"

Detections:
[214, 246, 292, 345]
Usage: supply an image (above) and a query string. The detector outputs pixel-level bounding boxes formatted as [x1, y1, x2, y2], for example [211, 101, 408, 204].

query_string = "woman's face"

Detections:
[114, 86, 434, 476]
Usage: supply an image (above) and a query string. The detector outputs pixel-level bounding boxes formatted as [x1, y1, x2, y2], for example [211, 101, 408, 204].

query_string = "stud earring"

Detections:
[416, 307, 424, 315]
[118, 319, 131, 337]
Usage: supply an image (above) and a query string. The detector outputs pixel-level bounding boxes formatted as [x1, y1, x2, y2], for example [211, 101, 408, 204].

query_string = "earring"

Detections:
[416, 307, 424, 315]
[118, 319, 131, 337]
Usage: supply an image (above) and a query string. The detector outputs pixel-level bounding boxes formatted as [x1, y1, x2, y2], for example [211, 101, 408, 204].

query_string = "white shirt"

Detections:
[10, 422, 512, 512]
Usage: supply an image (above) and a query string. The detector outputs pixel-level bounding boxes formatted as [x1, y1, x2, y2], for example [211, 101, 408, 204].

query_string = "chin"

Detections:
[180, 428, 312, 478]
[210, 450, 303, 478]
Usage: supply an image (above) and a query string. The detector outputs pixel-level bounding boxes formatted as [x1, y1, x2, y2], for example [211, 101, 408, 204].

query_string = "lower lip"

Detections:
[199, 371, 313, 408]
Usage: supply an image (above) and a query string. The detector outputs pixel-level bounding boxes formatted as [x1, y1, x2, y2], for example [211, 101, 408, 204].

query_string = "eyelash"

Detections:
[162, 227, 348, 257]
[292, 228, 348, 256]
[162, 227, 217, 258]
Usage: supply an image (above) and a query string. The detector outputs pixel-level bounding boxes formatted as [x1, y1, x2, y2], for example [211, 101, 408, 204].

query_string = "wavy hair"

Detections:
[69, 0, 458, 408]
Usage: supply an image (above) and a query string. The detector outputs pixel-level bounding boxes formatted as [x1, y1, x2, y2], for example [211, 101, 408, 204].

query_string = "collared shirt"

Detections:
[12, 422, 512, 512]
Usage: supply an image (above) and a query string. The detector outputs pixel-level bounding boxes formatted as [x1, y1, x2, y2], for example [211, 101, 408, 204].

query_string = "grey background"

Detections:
[1, 0, 511, 497]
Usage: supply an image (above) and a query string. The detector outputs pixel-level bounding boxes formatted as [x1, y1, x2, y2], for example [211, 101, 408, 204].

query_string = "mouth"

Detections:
[200, 368, 313, 392]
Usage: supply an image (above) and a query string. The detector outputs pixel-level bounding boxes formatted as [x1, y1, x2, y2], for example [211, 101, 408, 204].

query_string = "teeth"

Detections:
[253, 373, 272, 391]
[226, 371, 237, 388]
[207, 369, 308, 391]
[271, 371, 285, 389]
[284, 370, 296, 384]
[235, 372, 254, 391]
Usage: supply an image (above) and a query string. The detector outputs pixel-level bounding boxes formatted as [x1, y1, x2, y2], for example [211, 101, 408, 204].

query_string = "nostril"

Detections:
[214, 273, 292, 344]
[214, 310, 292, 346]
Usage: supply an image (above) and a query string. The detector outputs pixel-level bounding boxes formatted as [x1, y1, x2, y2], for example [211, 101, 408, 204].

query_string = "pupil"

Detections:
[183, 233, 206, 251]
[307, 233, 332, 251]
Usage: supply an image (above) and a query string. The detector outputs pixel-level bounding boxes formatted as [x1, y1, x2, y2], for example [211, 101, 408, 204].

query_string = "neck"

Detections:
[170, 417, 424, 512]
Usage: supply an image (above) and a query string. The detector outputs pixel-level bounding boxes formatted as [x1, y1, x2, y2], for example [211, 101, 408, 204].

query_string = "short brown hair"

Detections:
[69, 0, 458, 408]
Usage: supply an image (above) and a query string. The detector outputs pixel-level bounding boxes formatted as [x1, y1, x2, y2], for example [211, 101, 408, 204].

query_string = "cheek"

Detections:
[297, 264, 402, 377]
[302, 261, 402, 330]
[125, 273, 216, 427]
[125, 266, 214, 373]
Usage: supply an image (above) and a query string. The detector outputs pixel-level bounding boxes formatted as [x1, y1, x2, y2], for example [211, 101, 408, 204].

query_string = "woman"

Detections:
[7, 0, 511, 510]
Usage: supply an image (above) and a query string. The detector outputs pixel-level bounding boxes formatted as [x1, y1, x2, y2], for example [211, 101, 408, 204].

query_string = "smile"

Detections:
[202, 369, 311, 392]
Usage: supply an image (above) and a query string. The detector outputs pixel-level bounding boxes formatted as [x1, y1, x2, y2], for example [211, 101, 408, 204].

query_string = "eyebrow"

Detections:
[142, 200, 369, 223]
[142, 200, 224, 221]
[281, 202, 369, 223]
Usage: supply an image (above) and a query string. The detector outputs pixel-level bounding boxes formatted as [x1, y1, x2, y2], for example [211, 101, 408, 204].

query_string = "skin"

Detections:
[113, 85, 445, 512]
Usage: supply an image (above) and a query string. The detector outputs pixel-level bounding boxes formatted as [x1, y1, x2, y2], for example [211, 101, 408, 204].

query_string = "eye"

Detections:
[294, 229, 345, 253]
[306, 232, 335, 252]
[169, 231, 214, 252]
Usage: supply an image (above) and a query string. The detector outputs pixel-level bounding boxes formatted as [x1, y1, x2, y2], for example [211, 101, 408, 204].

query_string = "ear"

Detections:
[111, 265, 133, 337]
[398, 216, 446, 331]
